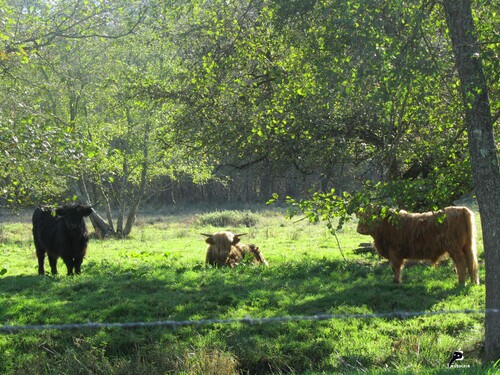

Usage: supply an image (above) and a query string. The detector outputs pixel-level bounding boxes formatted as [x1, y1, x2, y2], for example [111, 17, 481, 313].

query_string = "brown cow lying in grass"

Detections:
[356, 206, 479, 285]
[202, 231, 269, 268]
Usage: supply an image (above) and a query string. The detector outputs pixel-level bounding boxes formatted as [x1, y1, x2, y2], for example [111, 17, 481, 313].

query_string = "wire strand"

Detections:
[1, 308, 498, 334]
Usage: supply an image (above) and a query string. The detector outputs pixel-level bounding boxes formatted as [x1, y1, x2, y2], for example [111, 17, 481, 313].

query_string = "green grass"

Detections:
[0, 206, 495, 374]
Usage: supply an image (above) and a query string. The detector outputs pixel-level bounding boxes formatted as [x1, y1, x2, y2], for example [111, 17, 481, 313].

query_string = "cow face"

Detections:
[56, 204, 93, 228]
[357, 206, 401, 235]
[356, 206, 385, 235]
[202, 232, 246, 245]
[356, 218, 374, 235]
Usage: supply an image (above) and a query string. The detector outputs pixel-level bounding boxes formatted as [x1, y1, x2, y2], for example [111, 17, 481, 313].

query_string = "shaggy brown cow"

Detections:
[202, 231, 269, 268]
[356, 206, 479, 285]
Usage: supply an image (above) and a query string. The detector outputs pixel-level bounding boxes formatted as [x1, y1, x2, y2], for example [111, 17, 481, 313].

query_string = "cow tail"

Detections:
[464, 208, 480, 284]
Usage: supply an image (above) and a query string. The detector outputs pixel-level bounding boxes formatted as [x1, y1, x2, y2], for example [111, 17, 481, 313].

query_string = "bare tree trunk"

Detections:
[116, 142, 129, 238]
[123, 202, 139, 237]
[100, 186, 116, 235]
[116, 203, 125, 238]
[74, 178, 113, 238]
[443, 0, 500, 363]
[123, 120, 151, 237]
[88, 211, 113, 238]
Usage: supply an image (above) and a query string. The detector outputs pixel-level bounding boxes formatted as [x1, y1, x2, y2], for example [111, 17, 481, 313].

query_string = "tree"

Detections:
[443, 0, 500, 363]
[74, 10, 214, 237]
[160, 0, 480, 207]
[264, 8, 499, 363]
[1, 0, 211, 236]
[0, 0, 147, 208]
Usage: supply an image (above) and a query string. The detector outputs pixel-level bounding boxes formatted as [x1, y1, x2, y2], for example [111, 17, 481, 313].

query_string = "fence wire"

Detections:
[1, 308, 499, 334]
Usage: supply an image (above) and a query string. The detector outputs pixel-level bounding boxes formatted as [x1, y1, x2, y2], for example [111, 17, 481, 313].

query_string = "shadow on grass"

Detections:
[0, 258, 483, 374]
[0, 258, 469, 326]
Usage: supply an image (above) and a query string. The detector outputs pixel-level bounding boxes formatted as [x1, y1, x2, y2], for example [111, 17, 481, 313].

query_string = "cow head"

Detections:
[356, 205, 406, 235]
[56, 204, 94, 229]
[201, 231, 247, 245]
[356, 205, 394, 235]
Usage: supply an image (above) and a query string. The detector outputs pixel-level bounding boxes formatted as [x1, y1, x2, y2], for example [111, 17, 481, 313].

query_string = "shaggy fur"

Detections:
[227, 244, 269, 268]
[357, 206, 479, 285]
[203, 231, 268, 268]
[32, 204, 93, 275]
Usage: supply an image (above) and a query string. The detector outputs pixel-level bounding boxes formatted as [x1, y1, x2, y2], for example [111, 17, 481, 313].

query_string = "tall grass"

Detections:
[0, 206, 494, 374]
[195, 210, 259, 228]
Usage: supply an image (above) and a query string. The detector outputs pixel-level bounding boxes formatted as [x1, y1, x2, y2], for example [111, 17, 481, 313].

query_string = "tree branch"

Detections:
[4, 7, 147, 55]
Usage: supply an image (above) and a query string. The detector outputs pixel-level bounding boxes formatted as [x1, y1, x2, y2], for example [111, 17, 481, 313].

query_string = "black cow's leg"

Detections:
[62, 257, 75, 275]
[48, 255, 58, 275]
[33, 236, 46, 275]
[74, 257, 83, 275]
[36, 250, 46, 275]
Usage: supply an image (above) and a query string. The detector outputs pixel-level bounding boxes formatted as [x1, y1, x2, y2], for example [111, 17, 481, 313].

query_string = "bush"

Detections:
[196, 210, 258, 228]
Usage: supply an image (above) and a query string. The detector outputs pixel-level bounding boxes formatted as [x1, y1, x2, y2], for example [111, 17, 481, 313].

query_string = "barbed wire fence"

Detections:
[1, 308, 499, 334]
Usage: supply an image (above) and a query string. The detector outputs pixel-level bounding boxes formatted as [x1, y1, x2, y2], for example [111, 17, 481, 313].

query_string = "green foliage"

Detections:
[273, 165, 475, 233]
[363, 174, 473, 212]
[0, 0, 498, 231]
[269, 189, 365, 234]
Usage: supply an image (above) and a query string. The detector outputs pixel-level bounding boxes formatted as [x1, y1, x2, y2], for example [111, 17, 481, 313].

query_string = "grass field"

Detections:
[0, 205, 496, 374]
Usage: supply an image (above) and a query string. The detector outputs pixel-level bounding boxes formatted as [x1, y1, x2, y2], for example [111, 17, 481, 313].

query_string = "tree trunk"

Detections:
[123, 120, 151, 237]
[88, 211, 114, 239]
[123, 202, 139, 237]
[116, 203, 125, 238]
[443, 0, 500, 363]
[100, 186, 116, 235]
[74, 178, 113, 238]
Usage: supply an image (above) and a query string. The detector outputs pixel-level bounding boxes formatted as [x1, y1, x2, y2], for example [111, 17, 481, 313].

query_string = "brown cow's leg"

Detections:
[391, 258, 404, 283]
[470, 267, 480, 285]
[462, 246, 480, 285]
[450, 252, 467, 286]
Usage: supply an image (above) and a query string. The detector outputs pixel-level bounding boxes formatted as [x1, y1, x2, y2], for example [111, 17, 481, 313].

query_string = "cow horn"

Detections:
[200, 233, 213, 237]
[234, 233, 247, 237]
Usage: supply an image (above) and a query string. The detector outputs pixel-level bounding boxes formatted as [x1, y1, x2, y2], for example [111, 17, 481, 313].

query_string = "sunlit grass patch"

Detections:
[0, 205, 489, 374]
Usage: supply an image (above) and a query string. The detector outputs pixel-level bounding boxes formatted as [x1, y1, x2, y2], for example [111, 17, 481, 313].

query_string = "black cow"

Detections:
[32, 203, 93, 275]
